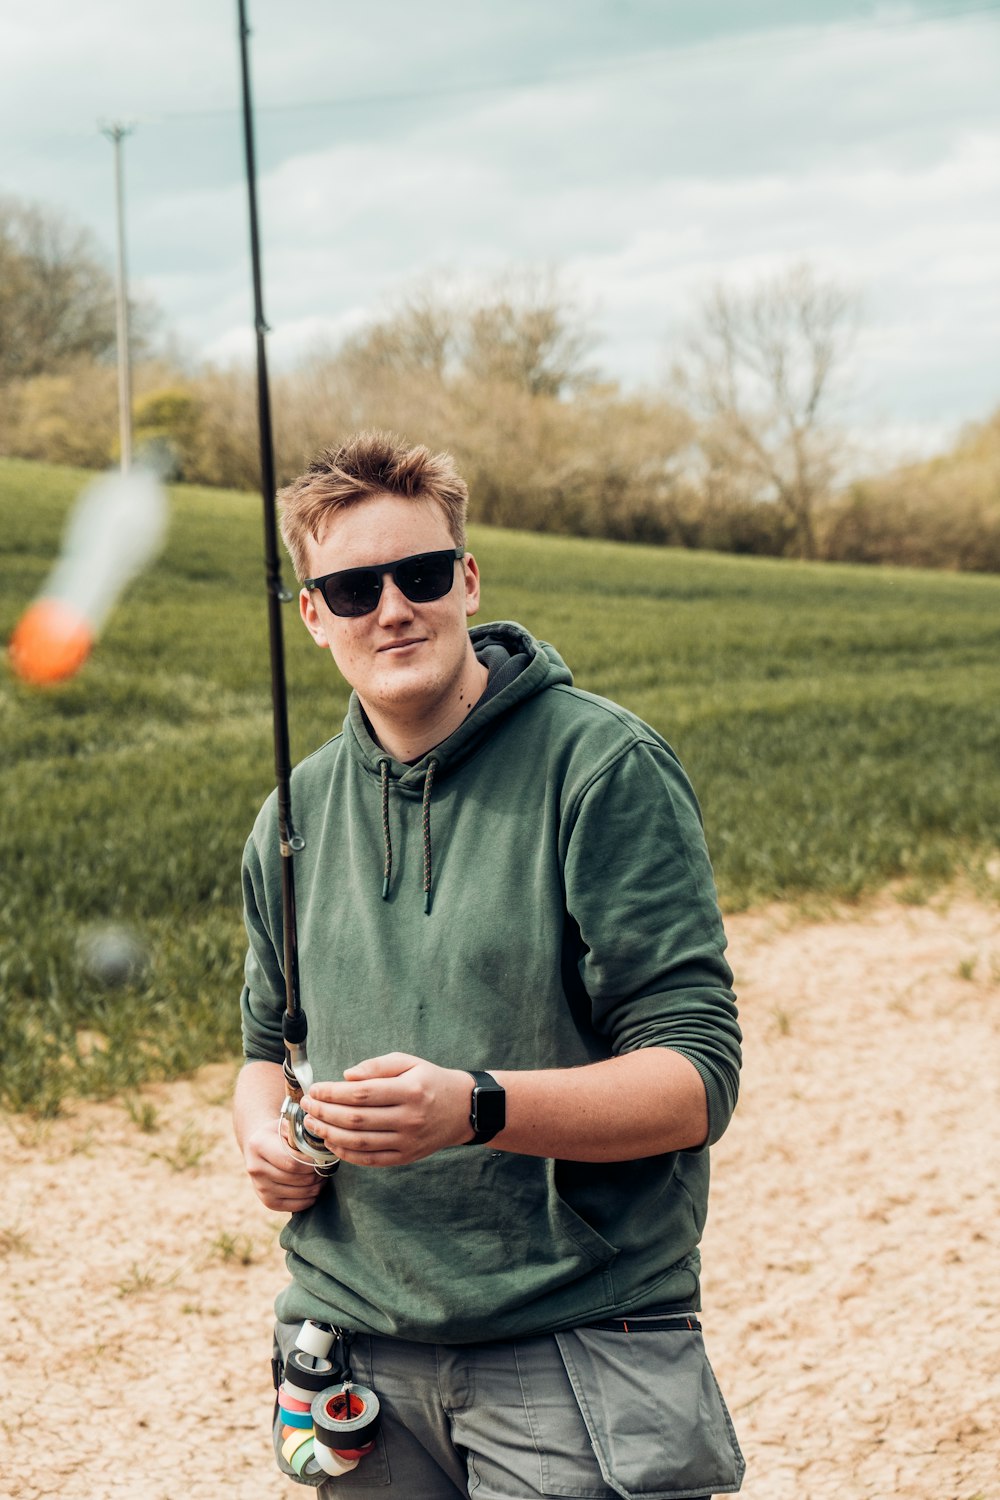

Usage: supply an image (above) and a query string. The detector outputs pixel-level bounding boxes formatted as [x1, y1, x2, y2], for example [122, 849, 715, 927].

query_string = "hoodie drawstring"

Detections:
[379, 759, 392, 900]
[421, 759, 438, 915]
[378, 757, 439, 914]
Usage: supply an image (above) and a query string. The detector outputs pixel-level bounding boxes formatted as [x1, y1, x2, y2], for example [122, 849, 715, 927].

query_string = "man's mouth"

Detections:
[378, 637, 424, 653]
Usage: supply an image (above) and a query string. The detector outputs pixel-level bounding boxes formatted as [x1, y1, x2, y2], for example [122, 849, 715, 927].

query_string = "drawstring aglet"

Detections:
[382, 876, 391, 901]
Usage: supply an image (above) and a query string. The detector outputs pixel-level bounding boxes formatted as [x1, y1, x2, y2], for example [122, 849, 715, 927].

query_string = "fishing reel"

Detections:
[280, 1011, 340, 1176]
[279, 1091, 340, 1176]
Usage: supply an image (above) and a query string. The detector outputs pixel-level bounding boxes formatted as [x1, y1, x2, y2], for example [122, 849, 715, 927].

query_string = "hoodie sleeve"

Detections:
[562, 737, 741, 1147]
[239, 823, 286, 1065]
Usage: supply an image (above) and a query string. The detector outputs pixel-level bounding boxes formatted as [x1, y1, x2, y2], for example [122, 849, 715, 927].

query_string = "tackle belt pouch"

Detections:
[272, 1319, 326, 1488]
[271, 1319, 390, 1488]
[554, 1315, 746, 1499]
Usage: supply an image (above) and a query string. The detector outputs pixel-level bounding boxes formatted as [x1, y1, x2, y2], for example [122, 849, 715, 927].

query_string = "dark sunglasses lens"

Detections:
[396, 553, 456, 602]
[325, 568, 382, 617]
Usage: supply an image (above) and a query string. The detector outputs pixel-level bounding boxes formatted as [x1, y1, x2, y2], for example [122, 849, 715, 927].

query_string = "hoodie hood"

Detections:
[344, 620, 573, 790]
[342, 621, 573, 913]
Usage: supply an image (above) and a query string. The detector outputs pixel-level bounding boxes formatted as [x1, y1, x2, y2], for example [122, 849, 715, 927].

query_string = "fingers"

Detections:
[299, 1058, 469, 1166]
[341, 1052, 420, 1082]
[243, 1125, 325, 1212]
[250, 1169, 324, 1211]
[304, 1055, 425, 1113]
[256, 1127, 319, 1178]
[249, 1168, 324, 1211]
[257, 1182, 324, 1212]
[300, 1084, 408, 1125]
[300, 1109, 407, 1162]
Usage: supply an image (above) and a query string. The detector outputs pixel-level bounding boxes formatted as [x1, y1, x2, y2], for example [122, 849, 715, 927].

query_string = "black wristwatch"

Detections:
[464, 1070, 505, 1145]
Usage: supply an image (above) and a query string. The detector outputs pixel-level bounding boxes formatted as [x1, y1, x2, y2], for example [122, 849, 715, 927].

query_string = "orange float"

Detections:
[7, 598, 94, 685]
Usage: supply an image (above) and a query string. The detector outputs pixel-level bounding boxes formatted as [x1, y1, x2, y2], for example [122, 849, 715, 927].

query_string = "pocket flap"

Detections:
[554, 1323, 745, 1499]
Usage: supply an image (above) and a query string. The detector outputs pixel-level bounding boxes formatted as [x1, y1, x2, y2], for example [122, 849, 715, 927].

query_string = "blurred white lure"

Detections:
[7, 467, 168, 685]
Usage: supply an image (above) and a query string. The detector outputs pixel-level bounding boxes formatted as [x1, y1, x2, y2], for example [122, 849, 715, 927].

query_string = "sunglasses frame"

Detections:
[303, 547, 466, 618]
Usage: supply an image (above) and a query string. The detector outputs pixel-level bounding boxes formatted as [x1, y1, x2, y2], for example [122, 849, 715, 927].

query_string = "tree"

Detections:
[674, 264, 858, 559]
[334, 267, 598, 399]
[460, 267, 598, 398]
[0, 197, 155, 384]
[337, 280, 456, 382]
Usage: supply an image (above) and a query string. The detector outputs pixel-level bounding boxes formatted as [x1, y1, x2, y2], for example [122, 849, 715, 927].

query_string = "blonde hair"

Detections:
[278, 430, 468, 580]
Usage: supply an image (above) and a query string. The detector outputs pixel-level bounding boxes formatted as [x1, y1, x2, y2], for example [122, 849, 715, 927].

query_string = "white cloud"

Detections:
[1, 1, 997, 455]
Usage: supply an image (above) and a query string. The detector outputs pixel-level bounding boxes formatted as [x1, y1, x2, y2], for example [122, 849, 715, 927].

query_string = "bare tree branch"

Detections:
[674, 263, 858, 558]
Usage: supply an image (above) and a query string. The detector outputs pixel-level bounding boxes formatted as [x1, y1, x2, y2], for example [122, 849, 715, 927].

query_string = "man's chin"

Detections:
[366, 668, 438, 711]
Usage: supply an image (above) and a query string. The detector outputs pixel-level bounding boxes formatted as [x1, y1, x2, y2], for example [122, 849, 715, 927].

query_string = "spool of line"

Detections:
[294, 1320, 336, 1359]
[311, 1383, 381, 1453]
[291, 1436, 318, 1477]
[312, 1444, 361, 1477]
[279, 1406, 313, 1429]
[281, 1376, 326, 1405]
[281, 1427, 314, 1465]
[281, 1350, 339, 1402]
[277, 1384, 312, 1413]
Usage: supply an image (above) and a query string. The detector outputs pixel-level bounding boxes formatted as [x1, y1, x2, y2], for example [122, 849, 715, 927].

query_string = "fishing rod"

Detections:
[236, 0, 338, 1175]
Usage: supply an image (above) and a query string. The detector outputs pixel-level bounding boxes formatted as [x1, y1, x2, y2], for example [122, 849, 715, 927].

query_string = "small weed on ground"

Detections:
[152, 1124, 209, 1172]
[207, 1230, 259, 1266]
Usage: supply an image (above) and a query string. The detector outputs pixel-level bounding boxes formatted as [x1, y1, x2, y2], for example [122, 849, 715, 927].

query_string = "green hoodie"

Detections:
[241, 621, 741, 1342]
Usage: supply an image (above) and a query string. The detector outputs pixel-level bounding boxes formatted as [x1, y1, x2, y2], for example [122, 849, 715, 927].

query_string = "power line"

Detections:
[10, 1, 1000, 148]
[146, 1, 1000, 127]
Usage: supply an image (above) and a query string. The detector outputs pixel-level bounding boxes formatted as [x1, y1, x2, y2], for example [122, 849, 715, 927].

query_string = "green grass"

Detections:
[2, 456, 998, 1113]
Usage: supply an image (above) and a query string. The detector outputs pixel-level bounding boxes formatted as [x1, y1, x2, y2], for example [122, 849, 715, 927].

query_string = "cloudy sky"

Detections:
[4, 0, 999, 459]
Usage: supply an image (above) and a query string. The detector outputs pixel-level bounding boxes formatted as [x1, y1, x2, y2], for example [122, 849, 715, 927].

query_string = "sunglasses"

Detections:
[304, 547, 466, 618]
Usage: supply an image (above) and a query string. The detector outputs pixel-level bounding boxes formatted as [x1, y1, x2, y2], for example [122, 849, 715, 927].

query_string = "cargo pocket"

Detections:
[553, 1316, 745, 1499]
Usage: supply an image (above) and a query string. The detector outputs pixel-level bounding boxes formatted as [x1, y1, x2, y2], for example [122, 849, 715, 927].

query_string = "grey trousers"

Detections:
[274, 1317, 744, 1499]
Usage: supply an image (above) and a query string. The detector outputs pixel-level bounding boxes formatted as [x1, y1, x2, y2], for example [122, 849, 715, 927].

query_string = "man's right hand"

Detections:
[242, 1120, 325, 1212]
[234, 1060, 325, 1213]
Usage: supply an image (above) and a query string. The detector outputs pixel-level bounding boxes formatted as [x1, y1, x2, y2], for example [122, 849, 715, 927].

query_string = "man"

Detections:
[235, 431, 744, 1498]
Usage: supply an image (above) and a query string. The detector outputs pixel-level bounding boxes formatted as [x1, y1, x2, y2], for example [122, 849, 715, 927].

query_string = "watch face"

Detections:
[473, 1084, 505, 1137]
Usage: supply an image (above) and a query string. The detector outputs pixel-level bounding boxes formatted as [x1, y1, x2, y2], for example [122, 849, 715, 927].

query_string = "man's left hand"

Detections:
[301, 1053, 472, 1167]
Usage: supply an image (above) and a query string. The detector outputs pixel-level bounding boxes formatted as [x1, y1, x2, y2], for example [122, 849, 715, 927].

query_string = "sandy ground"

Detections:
[1, 889, 997, 1500]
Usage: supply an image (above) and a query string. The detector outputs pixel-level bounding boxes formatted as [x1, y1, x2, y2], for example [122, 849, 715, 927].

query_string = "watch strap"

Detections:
[465, 1069, 505, 1145]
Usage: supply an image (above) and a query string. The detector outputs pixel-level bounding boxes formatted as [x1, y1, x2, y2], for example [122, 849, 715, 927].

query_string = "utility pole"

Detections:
[100, 121, 134, 473]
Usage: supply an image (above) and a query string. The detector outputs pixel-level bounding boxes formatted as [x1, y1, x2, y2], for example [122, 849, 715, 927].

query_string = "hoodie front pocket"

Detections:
[552, 1319, 745, 1499]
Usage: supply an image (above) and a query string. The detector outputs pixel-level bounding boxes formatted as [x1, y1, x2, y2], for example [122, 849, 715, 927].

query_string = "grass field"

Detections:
[2, 456, 998, 1113]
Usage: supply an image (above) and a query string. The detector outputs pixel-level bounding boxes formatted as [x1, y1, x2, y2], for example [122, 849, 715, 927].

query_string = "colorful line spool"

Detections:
[294, 1319, 336, 1359]
[281, 1350, 339, 1403]
[279, 1405, 313, 1429]
[290, 1436, 318, 1477]
[278, 1383, 313, 1413]
[311, 1445, 360, 1477]
[311, 1382, 381, 1454]
[281, 1427, 314, 1465]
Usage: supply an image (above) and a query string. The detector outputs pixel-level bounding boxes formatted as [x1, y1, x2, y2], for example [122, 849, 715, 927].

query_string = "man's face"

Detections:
[299, 494, 481, 724]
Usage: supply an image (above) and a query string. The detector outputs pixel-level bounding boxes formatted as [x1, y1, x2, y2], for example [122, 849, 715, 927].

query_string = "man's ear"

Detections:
[299, 587, 331, 648]
[463, 553, 481, 618]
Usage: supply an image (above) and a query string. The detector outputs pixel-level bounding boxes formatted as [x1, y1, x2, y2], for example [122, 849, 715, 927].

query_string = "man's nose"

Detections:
[376, 575, 415, 625]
